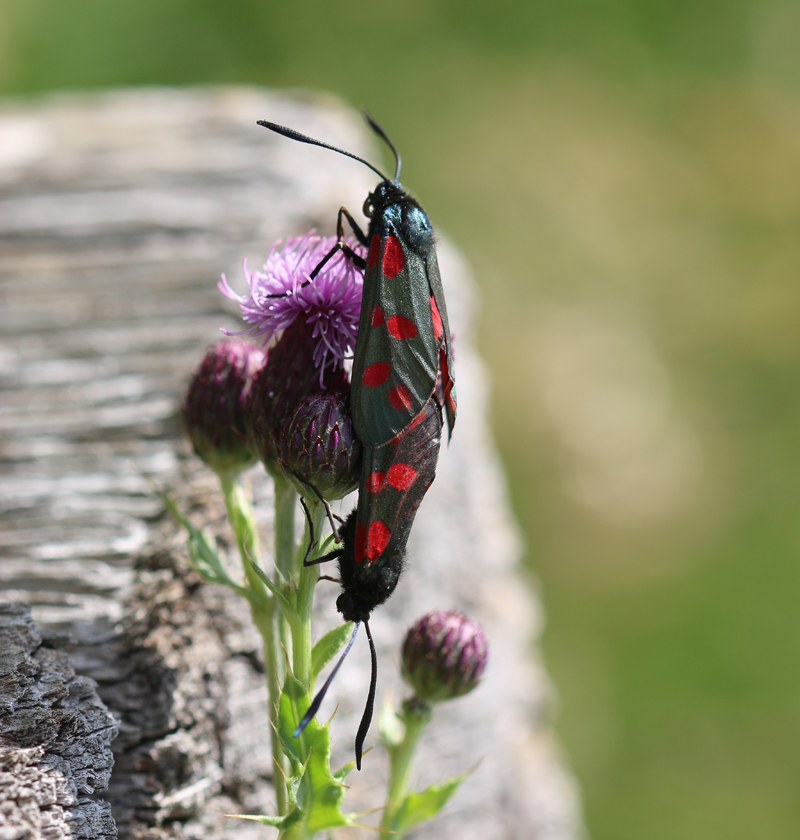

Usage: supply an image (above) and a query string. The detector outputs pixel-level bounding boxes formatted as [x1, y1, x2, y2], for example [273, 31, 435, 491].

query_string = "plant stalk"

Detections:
[292, 498, 323, 688]
[220, 471, 288, 816]
[381, 698, 432, 836]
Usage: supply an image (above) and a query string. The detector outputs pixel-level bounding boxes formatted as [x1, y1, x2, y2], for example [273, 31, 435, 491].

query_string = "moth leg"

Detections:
[264, 213, 365, 298]
[318, 574, 342, 583]
[291, 472, 341, 542]
[307, 206, 367, 279]
[308, 238, 365, 279]
[337, 206, 368, 248]
[305, 547, 342, 567]
[299, 497, 320, 567]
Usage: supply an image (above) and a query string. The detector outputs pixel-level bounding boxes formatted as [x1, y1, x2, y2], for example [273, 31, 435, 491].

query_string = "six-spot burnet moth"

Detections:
[259, 113, 456, 768]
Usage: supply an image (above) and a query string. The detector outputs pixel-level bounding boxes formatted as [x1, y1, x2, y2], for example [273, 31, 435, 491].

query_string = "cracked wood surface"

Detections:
[0, 88, 583, 840]
[0, 603, 118, 840]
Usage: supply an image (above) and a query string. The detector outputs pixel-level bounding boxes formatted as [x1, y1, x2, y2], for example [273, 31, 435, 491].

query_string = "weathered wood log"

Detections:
[0, 603, 118, 840]
[0, 88, 584, 839]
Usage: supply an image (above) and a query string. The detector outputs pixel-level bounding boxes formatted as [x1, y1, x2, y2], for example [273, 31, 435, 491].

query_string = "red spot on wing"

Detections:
[363, 361, 391, 387]
[387, 314, 418, 340]
[430, 295, 444, 342]
[385, 409, 426, 445]
[407, 410, 426, 430]
[440, 348, 453, 400]
[387, 463, 417, 490]
[368, 234, 381, 270]
[370, 304, 385, 327]
[367, 521, 390, 561]
[366, 471, 386, 493]
[439, 347, 453, 397]
[382, 235, 405, 279]
[448, 392, 456, 419]
[388, 384, 413, 411]
[355, 521, 367, 564]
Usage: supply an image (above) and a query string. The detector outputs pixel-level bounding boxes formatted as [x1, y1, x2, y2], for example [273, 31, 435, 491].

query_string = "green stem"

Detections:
[256, 599, 288, 816]
[220, 472, 267, 605]
[381, 698, 432, 836]
[292, 498, 323, 689]
[278, 820, 303, 840]
[220, 471, 288, 816]
[274, 476, 297, 670]
[278, 495, 323, 840]
[274, 476, 297, 579]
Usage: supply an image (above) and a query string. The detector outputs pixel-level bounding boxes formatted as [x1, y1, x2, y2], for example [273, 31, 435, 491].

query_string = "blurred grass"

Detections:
[2, 1, 800, 838]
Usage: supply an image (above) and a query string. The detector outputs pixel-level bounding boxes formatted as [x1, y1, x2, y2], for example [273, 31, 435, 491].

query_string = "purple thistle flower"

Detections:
[220, 231, 365, 384]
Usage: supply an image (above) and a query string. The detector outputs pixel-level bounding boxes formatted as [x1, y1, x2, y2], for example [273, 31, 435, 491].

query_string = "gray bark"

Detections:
[0, 88, 584, 839]
[0, 603, 118, 840]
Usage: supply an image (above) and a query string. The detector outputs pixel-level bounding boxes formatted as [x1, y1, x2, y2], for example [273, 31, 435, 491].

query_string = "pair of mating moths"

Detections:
[260, 114, 456, 768]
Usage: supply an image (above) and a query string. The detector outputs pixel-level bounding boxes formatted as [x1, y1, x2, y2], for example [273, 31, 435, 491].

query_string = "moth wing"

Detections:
[352, 244, 440, 446]
[425, 246, 457, 439]
[354, 400, 443, 568]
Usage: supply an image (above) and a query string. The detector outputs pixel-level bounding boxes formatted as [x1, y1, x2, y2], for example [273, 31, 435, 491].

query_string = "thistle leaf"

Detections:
[244, 553, 293, 614]
[159, 492, 246, 594]
[277, 674, 356, 834]
[388, 774, 467, 838]
[316, 531, 338, 556]
[311, 622, 354, 679]
[332, 758, 356, 783]
[224, 809, 303, 830]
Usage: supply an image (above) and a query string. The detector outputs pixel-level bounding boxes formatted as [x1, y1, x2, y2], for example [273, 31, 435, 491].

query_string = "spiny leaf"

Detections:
[225, 809, 303, 830]
[332, 758, 356, 784]
[311, 622, 354, 679]
[277, 674, 357, 834]
[388, 774, 467, 838]
[286, 764, 304, 808]
[244, 553, 293, 614]
[316, 531, 338, 557]
[159, 492, 246, 594]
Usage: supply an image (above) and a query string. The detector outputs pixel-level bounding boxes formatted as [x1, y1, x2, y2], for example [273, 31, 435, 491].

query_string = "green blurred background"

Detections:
[3, 1, 799, 837]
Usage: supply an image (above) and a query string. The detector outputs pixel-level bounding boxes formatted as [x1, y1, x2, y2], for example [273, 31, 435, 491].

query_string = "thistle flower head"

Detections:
[182, 339, 265, 477]
[401, 610, 488, 704]
[220, 231, 365, 384]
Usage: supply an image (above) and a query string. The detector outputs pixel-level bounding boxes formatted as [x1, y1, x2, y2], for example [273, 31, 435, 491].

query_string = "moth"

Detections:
[260, 113, 456, 768]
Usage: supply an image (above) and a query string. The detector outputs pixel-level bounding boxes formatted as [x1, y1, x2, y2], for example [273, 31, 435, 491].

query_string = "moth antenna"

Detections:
[294, 622, 360, 737]
[362, 110, 402, 182]
[258, 120, 389, 182]
[354, 619, 378, 771]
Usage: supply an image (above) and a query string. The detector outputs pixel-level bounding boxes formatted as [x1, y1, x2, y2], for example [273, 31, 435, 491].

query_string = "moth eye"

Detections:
[363, 195, 374, 217]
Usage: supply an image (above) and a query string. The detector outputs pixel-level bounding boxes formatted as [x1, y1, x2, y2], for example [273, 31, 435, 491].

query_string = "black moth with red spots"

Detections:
[259, 113, 455, 769]
[331, 398, 442, 625]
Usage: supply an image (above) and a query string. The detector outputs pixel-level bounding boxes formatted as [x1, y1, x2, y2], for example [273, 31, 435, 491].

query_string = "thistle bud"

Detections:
[182, 339, 264, 477]
[279, 392, 361, 501]
[245, 320, 348, 477]
[401, 610, 488, 704]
